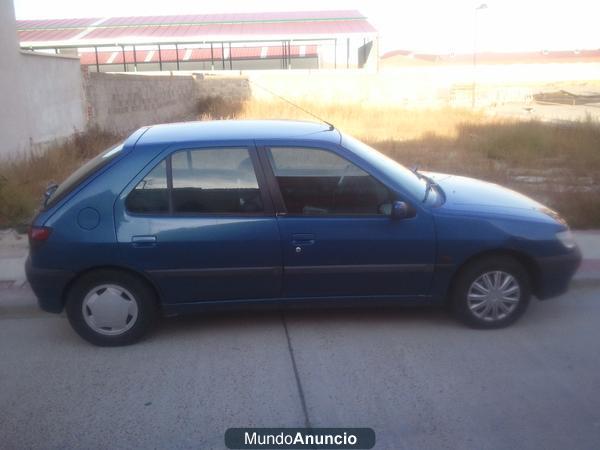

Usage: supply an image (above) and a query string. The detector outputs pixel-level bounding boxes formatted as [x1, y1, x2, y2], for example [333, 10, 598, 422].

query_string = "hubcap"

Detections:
[467, 271, 520, 322]
[82, 284, 138, 336]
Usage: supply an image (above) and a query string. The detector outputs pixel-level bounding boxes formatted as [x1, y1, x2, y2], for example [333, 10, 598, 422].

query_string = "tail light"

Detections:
[28, 226, 52, 247]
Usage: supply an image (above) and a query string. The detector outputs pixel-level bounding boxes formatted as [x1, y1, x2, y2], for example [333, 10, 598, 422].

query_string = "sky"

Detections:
[12, 0, 600, 54]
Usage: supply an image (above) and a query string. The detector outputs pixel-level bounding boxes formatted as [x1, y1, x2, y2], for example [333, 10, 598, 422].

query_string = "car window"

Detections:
[171, 148, 263, 214]
[341, 133, 430, 203]
[46, 142, 124, 208]
[126, 148, 263, 215]
[125, 160, 169, 214]
[267, 147, 392, 215]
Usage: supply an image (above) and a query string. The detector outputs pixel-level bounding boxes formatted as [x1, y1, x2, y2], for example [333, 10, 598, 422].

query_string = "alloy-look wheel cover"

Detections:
[82, 284, 139, 336]
[467, 271, 521, 322]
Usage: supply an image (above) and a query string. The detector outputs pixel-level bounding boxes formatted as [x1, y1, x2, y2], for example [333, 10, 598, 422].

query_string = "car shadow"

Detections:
[154, 304, 458, 341]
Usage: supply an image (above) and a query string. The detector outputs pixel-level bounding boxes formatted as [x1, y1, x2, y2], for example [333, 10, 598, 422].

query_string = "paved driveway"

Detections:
[1, 284, 599, 449]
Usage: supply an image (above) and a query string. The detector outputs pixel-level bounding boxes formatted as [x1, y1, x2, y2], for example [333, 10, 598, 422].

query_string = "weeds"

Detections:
[0, 128, 120, 228]
[1, 100, 599, 228]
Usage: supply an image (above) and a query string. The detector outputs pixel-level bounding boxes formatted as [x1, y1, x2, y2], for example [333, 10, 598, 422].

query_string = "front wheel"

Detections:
[452, 256, 531, 328]
[65, 270, 159, 346]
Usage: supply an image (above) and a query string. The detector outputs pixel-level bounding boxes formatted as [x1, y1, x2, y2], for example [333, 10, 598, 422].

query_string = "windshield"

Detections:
[341, 133, 428, 202]
[45, 142, 124, 208]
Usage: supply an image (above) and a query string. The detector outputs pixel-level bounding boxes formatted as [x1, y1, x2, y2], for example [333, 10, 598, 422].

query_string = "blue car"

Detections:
[26, 120, 581, 345]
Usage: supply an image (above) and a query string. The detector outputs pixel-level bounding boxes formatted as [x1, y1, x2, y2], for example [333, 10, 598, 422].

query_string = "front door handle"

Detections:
[131, 235, 157, 247]
[292, 233, 315, 246]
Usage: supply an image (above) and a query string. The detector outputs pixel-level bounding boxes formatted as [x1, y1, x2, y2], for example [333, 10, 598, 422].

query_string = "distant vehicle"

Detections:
[26, 120, 581, 346]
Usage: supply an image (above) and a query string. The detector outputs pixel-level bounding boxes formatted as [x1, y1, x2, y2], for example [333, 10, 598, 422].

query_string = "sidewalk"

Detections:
[572, 230, 600, 283]
[1, 229, 599, 287]
[0, 230, 28, 286]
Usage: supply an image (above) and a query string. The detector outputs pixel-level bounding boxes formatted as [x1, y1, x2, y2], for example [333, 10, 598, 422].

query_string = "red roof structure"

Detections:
[17, 10, 376, 46]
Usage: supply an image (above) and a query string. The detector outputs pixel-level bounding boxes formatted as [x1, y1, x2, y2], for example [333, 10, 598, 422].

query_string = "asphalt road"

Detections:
[1, 284, 599, 450]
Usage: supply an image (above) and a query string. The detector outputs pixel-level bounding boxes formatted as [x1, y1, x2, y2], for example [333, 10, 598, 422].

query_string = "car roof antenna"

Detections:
[247, 78, 335, 131]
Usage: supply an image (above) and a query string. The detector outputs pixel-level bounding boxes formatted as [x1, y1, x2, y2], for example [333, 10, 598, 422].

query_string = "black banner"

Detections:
[225, 428, 375, 449]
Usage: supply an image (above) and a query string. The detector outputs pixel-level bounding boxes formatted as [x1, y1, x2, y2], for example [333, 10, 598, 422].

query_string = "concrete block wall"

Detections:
[246, 70, 436, 106]
[234, 65, 600, 108]
[82, 71, 201, 135]
[194, 73, 251, 103]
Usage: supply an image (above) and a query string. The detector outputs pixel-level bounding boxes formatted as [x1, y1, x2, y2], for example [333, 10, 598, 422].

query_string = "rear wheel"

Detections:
[452, 256, 531, 328]
[66, 269, 158, 346]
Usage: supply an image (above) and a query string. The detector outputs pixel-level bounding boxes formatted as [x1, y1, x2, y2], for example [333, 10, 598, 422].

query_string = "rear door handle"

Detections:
[292, 233, 315, 246]
[131, 235, 157, 247]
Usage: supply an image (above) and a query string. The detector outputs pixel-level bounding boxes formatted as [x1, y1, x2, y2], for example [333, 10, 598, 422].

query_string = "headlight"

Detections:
[556, 230, 576, 249]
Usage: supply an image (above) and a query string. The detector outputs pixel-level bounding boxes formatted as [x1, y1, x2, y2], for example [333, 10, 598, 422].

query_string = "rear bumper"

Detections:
[25, 256, 74, 313]
[535, 246, 582, 300]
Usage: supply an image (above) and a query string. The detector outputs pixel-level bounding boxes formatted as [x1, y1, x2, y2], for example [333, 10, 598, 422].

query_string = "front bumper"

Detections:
[534, 246, 582, 300]
[25, 256, 74, 313]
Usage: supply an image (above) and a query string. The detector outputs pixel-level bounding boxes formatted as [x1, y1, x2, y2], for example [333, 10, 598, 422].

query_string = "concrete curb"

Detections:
[572, 259, 600, 287]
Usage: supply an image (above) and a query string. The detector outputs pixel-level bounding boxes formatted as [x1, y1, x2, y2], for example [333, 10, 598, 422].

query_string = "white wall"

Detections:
[0, 0, 28, 158]
[19, 52, 86, 145]
[0, 1, 85, 159]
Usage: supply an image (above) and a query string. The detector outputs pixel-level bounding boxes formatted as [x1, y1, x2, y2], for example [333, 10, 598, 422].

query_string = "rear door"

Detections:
[256, 142, 436, 300]
[115, 144, 282, 304]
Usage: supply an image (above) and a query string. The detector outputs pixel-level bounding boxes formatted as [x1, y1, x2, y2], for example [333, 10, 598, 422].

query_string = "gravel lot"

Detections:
[1, 284, 599, 449]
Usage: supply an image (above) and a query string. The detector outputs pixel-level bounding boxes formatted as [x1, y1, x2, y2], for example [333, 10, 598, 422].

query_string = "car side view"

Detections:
[26, 120, 581, 346]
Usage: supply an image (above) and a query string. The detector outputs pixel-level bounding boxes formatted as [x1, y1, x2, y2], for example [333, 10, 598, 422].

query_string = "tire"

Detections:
[65, 269, 159, 346]
[451, 255, 531, 329]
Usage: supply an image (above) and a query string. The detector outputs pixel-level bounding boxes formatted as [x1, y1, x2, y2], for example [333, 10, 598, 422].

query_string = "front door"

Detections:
[258, 144, 435, 299]
[115, 145, 282, 303]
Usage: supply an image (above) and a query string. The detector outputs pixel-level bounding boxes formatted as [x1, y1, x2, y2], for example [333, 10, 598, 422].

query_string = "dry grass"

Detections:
[198, 97, 488, 141]
[1, 98, 599, 229]
[0, 129, 121, 229]
[222, 99, 600, 228]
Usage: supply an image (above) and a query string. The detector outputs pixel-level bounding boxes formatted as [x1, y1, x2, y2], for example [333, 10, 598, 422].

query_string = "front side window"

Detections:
[341, 133, 430, 203]
[126, 148, 263, 215]
[267, 147, 392, 215]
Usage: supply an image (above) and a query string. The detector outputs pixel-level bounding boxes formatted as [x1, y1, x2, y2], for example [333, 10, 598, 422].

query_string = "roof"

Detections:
[17, 10, 376, 47]
[136, 120, 339, 146]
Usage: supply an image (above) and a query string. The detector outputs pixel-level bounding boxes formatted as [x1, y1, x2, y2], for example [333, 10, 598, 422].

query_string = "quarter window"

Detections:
[267, 147, 392, 215]
[126, 160, 169, 214]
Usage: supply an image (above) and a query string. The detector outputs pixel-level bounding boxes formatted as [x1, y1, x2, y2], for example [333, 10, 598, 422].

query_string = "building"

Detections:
[17, 10, 378, 72]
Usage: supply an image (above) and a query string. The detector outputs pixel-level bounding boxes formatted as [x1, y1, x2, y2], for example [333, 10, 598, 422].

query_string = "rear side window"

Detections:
[267, 147, 392, 215]
[125, 160, 169, 214]
[46, 143, 124, 208]
[126, 148, 263, 215]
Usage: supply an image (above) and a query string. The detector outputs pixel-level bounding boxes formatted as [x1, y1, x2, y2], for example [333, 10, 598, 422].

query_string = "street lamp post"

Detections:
[472, 3, 488, 108]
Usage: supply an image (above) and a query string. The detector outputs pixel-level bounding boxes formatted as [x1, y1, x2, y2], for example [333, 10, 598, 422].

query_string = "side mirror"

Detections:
[391, 201, 410, 220]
